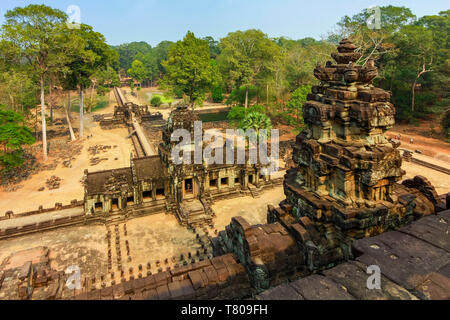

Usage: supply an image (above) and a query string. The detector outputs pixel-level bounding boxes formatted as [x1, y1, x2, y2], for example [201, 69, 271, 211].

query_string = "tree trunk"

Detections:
[65, 101, 76, 141]
[79, 87, 84, 139]
[49, 85, 53, 124]
[89, 83, 95, 113]
[40, 74, 48, 161]
[68, 91, 71, 114]
[244, 86, 249, 109]
[411, 80, 417, 113]
[35, 103, 38, 139]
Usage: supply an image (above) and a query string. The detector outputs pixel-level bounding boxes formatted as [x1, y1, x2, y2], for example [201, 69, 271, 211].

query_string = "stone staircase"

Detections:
[248, 184, 261, 198]
[175, 198, 213, 227]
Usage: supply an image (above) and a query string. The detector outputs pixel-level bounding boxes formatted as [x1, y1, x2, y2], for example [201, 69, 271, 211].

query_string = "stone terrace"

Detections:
[256, 209, 450, 300]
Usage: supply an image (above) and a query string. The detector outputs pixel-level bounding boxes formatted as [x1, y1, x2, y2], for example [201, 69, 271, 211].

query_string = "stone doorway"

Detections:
[111, 198, 119, 211]
[94, 202, 103, 212]
[184, 178, 195, 199]
[126, 196, 134, 206]
[143, 190, 152, 202]
[156, 188, 165, 200]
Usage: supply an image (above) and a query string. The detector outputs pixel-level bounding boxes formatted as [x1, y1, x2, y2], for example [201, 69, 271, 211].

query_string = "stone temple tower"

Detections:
[268, 39, 439, 270]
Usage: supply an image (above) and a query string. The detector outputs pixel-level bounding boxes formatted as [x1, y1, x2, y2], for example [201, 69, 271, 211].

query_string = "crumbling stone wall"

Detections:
[214, 217, 306, 291]
[72, 253, 252, 300]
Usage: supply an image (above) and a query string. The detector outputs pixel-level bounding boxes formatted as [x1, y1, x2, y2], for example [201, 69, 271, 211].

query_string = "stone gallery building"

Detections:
[84, 104, 281, 226]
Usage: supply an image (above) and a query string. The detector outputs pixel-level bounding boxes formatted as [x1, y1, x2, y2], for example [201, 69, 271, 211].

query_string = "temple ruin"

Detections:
[84, 103, 282, 227]
[212, 39, 443, 291]
[1, 39, 448, 301]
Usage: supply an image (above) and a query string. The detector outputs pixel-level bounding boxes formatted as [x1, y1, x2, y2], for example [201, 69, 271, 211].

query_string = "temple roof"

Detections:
[86, 167, 133, 196]
[166, 103, 200, 134]
[132, 155, 168, 180]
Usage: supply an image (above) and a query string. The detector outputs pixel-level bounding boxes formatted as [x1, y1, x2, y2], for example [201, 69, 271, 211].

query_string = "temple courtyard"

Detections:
[0, 185, 286, 299]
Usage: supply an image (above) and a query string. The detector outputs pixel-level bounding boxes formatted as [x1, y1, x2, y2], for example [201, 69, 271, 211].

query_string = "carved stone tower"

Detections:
[268, 39, 437, 270]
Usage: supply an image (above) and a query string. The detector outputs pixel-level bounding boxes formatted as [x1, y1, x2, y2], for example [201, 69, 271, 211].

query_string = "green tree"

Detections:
[134, 52, 158, 86]
[441, 108, 450, 139]
[328, 6, 416, 65]
[153, 40, 174, 76]
[161, 31, 219, 108]
[240, 111, 272, 138]
[94, 65, 120, 93]
[203, 36, 221, 59]
[0, 4, 69, 160]
[150, 95, 162, 107]
[0, 105, 35, 169]
[127, 59, 146, 84]
[64, 23, 118, 138]
[211, 86, 224, 103]
[218, 29, 281, 108]
[391, 25, 435, 113]
[113, 41, 152, 71]
[227, 105, 266, 127]
[284, 85, 310, 129]
[225, 85, 258, 106]
[0, 70, 38, 115]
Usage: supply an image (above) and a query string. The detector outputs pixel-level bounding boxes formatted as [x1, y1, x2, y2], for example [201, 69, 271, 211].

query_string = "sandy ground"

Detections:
[0, 96, 134, 214]
[387, 120, 450, 164]
[212, 186, 286, 229]
[0, 186, 286, 299]
[0, 223, 108, 299]
[401, 161, 450, 195]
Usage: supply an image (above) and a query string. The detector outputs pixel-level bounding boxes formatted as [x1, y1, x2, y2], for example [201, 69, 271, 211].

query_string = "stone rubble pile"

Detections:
[45, 176, 62, 190]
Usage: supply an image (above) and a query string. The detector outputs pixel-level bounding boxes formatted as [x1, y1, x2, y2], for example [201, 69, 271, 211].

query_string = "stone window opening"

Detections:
[210, 179, 218, 189]
[220, 177, 229, 187]
[143, 190, 152, 202]
[111, 198, 119, 211]
[248, 175, 254, 185]
[94, 202, 103, 212]
[185, 179, 193, 194]
[126, 196, 135, 206]
[234, 177, 240, 185]
[156, 188, 165, 199]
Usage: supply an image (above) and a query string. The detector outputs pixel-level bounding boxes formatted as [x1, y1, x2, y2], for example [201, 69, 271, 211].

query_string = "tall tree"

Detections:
[0, 4, 68, 160]
[328, 6, 416, 65]
[113, 41, 152, 71]
[134, 52, 158, 86]
[391, 25, 435, 113]
[203, 36, 221, 59]
[127, 59, 146, 84]
[153, 40, 174, 76]
[65, 24, 118, 138]
[161, 31, 219, 108]
[218, 29, 281, 108]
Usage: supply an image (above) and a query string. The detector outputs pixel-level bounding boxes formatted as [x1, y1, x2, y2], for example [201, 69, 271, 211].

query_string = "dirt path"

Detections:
[387, 121, 450, 163]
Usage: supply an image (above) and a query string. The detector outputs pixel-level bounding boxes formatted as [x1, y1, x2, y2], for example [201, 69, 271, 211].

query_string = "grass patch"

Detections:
[150, 94, 174, 105]
[71, 96, 108, 112]
[91, 99, 108, 112]
[198, 111, 229, 122]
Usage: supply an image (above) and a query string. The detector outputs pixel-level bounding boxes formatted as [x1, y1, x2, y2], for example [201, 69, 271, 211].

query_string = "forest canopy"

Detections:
[0, 4, 448, 170]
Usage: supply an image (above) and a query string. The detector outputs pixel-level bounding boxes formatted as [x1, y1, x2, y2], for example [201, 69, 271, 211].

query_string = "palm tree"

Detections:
[240, 111, 272, 138]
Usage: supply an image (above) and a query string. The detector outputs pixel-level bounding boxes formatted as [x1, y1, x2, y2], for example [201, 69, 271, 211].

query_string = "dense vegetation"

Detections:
[117, 6, 448, 134]
[0, 4, 119, 166]
[0, 4, 448, 171]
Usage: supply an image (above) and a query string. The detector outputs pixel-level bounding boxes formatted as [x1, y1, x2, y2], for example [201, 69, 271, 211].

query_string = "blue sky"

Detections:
[0, 0, 448, 46]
